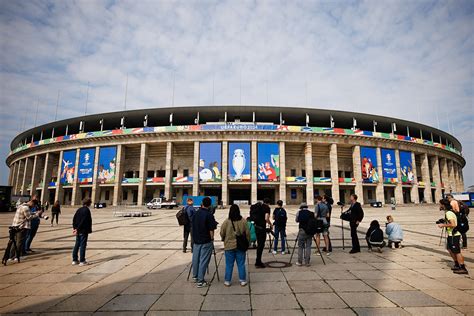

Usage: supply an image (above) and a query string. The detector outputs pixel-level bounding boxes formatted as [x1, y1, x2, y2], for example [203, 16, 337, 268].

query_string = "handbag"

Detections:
[340, 210, 352, 222]
[232, 220, 249, 252]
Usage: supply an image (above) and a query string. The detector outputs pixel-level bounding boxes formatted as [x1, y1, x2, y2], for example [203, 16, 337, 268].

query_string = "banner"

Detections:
[360, 147, 379, 183]
[399, 151, 414, 184]
[60, 150, 76, 185]
[78, 148, 95, 184]
[97, 146, 117, 184]
[228, 142, 251, 181]
[257, 142, 280, 181]
[199, 143, 222, 182]
[381, 149, 397, 180]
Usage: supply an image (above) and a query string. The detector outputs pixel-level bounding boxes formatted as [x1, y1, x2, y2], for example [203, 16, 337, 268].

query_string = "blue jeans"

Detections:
[25, 218, 40, 251]
[273, 226, 286, 252]
[192, 242, 213, 282]
[224, 249, 246, 282]
[72, 234, 89, 262]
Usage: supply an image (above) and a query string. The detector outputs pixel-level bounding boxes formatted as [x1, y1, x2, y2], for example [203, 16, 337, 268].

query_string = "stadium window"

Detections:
[345, 171, 351, 178]
[123, 190, 128, 201]
[314, 170, 322, 177]
[291, 189, 297, 199]
[105, 190, 110, 201]
[172, 170, 178, 177]
[302, 170, 306, 177]
[183, 169, 189, 177]
[291, 169, 296, 177]
[147, 171, 154, 177]
[324, 170, 331, 177]
[183, 189, 189, 196]
[157, 170, 165, 177]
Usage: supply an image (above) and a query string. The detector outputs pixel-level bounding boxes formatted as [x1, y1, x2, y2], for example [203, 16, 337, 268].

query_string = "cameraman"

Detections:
[438, 199, 468, 274]
[347, 194, 364, 254]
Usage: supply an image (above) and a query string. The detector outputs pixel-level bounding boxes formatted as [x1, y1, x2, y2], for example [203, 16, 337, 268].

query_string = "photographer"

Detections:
[322, 195, 333, 252]
[438, 199, 468, 274]
[347, 194, 364, 254]
[295, 203, 313, 266]
[272, 200, 287, 255]
[250, 198, 272, 268]
[315, 196, 331, 256]
[72, 198, 93, 266]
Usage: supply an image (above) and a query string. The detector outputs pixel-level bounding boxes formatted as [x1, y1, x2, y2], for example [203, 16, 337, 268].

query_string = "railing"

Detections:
[122, 178, 141, 184]
[173, 176, 193, 183]
[313, 177, 332, 183]
[146, 177, 165, 183]
[286, 176, 306, 182]
[339, 178, 356, 183]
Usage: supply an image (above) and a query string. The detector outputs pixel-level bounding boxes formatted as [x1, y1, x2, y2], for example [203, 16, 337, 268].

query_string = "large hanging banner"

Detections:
[97, 146, 117, 184]
[199, 142, 222, 182]
[78, 148, 95, 184]
[399, 151, 415, 184]
[60, 150, 76, 185]
[360, 147, 379, 183]
[381, 149, 397, 182]
[228, 142, 251, 181]
[257, 142, 280, 181]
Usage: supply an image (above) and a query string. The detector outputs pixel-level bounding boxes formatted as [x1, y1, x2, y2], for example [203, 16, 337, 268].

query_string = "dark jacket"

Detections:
[348, 202, 364, 223]
[191, 207, 217, 244]
[366, 227, 384, 244]
[73, 206, 92, 234]
[296, 208, 313, 230]
[51, 205, 61, 214]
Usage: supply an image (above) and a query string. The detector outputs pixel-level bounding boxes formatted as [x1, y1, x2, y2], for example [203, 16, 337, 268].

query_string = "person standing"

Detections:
[315, 196, 331, 256]
[347, 194, 364, 254]
[44, 201, 50, 211]
[220, 204, 250, 287]
[51, 201, 61, 227]
[272, 200, 287, 255]
[191, 197, 217, 287]
[250, 198, 272, 268]
[24, 195, 42, 253]
[72, 198, 93, 266]
[183, 198, 195, 253]
[446, 194, 469, 248]
[295, 203, 313, 266]
[322, 195, 333, 252]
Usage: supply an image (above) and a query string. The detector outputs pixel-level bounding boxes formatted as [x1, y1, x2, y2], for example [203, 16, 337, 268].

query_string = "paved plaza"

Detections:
[0, 204, 472, 315]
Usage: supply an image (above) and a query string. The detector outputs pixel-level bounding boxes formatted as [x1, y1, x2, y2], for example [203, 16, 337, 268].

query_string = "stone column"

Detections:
[192, 141, 199, 196]
[112, 145, 124, 206]
[164, 142, 173, 200]
[458, 167, 465, 192]
[137, 143, 148, 206]
[305, 142, 314, 206]
[10, 162, 18, 192]
[20, 157, 30, 195]
[329, 144, 340, 203]
[352, 146, 364, 204]
[394, 149, 403, 204]
[431, 155, 442, 202]
[440, 157, 448, 192]
[251, 141, 257, 204]
[71, 149, 81, 206]
[279, 142, 286, 204]
[420, 153, 432, 203]
[40, 153, 51, 203]
[30, 156, 39, 196]
[222, 141, 228, 206]
[410, 152, 420, 204]
[375, 147, 385, 204]
[91, 146, 101, 203]
[15, 159, 23, 194]
[448, 160, 455, 193]
[8, 162, 16, 187]
[54, 151, 64, 203]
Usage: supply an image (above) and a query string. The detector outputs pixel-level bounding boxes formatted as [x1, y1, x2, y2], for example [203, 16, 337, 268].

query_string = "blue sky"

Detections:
[0, 0, 473, 188]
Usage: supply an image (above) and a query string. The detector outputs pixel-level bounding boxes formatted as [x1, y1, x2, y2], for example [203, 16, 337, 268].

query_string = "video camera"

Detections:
[436, 218, 447, 225]
[337, 202, 344, 206]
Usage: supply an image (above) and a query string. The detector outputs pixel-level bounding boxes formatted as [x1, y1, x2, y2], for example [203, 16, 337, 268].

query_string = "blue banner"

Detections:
[257, 143, 280, 181]
[97, 146, 117, 184]
[381, 149, 397, 180]
[199, 143, 222, 182]
[78, 148, 95, 184]
[399, 151, 414, 184]
[60, 150, 76, 185]
[360, 147, 379, 183]
[228, 142, 251, 181]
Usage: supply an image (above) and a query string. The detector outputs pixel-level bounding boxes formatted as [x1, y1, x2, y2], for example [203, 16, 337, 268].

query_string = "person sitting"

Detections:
[365, 220, 386, 253]
[385, 215, 403, 249]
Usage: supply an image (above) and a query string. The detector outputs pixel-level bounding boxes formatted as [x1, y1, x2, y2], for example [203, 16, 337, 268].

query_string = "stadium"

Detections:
[5, 106, 465, 207]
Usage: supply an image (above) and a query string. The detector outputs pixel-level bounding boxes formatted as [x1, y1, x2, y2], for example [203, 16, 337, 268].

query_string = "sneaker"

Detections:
[240, 281, 247, 287]
[79, 261, 89, 266]
[295, 262, 302, 266]
[349, 249, 360, 254]
[72, 261, 79, 265]
[272, 250, 277, 255]
[453, 268, 469, 275]
[196, 281, 209, 288]
[281, 251, 286, 255]
[377, 247, 383, 253]
[183, 249, 187, 253]
[224, 281, 231, 287]
[255, 263, 266, 269]
[451, 265, 461, 271]
[326, 252, 332, 256]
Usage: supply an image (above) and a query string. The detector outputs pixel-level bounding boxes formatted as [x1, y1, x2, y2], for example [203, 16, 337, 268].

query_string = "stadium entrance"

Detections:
[228, 187, 251, 205]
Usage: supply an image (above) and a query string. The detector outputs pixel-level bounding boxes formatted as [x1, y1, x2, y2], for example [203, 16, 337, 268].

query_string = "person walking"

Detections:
[315, 196, 331, 256]
[385, 215, 403, 248]
[272, 200, 287, 255]
[183, 198, 195, 253]
[295, 203, 314, 266]
[191, 197, 218, 287]
[72, 198, 93, 266]
[365, 220, 386, 252]
[51, 200, 61, 227]
[250, 198, 272, 268]
[220, 204, 250, 287]
[347, 194, 364, 254]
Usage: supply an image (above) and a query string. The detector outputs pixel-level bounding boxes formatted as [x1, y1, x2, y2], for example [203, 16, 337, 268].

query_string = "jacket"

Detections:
[386, 222, 403, 241]
[348, 202, 364, 223]
[366, 227, 384, 245]
[220, 218, 251, 251]
[73, 206, 92, 234]
[11, 203, 39, 229]
[296, 208, 313, 230]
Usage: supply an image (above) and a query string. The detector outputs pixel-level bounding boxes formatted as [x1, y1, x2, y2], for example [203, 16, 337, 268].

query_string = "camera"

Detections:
[337, 201, 344, 206]
[436, 218, 446, 225]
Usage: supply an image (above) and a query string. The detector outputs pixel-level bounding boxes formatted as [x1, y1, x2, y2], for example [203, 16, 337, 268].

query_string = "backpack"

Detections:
[303, 211, 322, 236]
[247, 221, 257, 242]
[232, 221, 249, 252]
[250, 202, 265, 228]
[176, 207, 189, 226]
[274, 208, 287, 227]
[454, 210, 470, 234]
[458, 201, 470, 216]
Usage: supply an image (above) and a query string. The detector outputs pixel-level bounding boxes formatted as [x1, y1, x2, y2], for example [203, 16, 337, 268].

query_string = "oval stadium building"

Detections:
[6, 106, 466, 207]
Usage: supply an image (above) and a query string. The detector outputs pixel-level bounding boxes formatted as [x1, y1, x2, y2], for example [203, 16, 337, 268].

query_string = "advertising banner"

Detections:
[360, 147, 379, 183]
[199, 143, 222, 182]
[60, 150, 76, 185]
[257, 142, 280, 181]
[399, 151, 415, 184]
[97, 146, 117, 184]
[228, 142, 251, 181]
[78, 148, 95, 184]
[381, 149, 397, 181]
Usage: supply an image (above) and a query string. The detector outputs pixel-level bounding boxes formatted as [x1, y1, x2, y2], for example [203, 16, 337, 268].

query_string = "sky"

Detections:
[0, 0, 473, 188]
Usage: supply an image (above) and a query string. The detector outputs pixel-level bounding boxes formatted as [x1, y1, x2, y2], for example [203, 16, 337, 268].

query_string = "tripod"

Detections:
[2, 227, 21, 265]
[340, 205, 345, 250]
[187, 244, 220, 282]
[439, 227, 446, 246]
[268, 229, 292, 254]
[288, 233, 326, 265]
